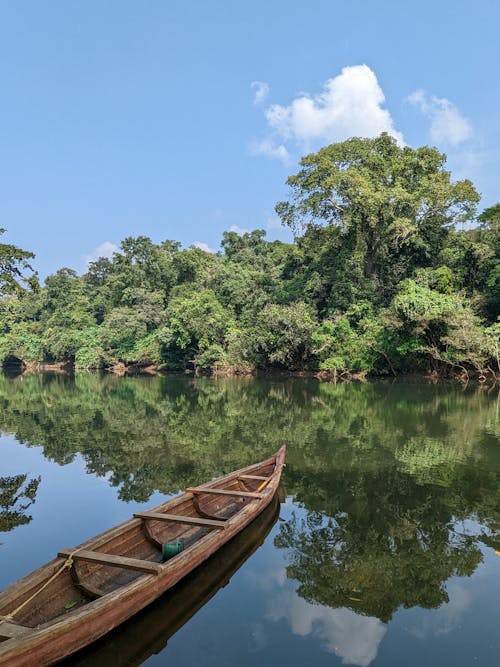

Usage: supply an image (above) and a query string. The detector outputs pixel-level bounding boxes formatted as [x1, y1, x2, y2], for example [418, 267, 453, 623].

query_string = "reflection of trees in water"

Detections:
[275, 468, 490, 622]
[0, 474, 41, 532]
[0, 373, 498, 506]
[0, 373, 499, 620]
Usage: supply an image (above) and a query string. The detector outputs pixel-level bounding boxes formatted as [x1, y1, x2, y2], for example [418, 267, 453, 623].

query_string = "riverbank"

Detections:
[5, 360, 498, 384]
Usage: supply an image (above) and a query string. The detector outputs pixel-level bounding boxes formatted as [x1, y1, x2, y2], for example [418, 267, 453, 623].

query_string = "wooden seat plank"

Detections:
[186, 487, 264, 499]
[58, 549, 161, 575]
[134, 511, 227, 528]
[238, 475, 269, 481]
[0, 621, 32, 639]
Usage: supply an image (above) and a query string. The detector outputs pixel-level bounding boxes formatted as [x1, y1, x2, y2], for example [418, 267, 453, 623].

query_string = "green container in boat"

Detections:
[162, 539, 184, 561]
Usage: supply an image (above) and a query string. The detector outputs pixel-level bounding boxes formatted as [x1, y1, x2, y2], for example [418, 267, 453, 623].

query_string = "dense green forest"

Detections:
[1, 135, 499, 378]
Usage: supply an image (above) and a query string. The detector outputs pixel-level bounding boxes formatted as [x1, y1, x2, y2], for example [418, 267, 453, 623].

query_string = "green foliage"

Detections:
[276, 134, 479, 301]
[41, 268, 94, 329]
[252, 302, 317, 368]
[391, 279, 460, 324]
[1, 139, 498, 378]
[0, 229, 37, 295]
[193, 343, 230, 370]
[0, 323, 44, 364]
[478, 202, 500, 230]
[312, 311, 380, 372]
[0, 473, 41, 532]
[384, 280, 494, 375]
[164, 289, 234, 369]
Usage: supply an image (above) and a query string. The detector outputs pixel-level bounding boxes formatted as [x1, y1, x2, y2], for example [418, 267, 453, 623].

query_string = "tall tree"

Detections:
[276, 134, 479, 301]
[0, 229, 37, 295]
[477, 203, 500, 320]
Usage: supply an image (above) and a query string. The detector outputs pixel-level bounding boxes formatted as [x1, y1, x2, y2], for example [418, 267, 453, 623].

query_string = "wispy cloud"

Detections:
[252, 65, 403, 161]
[192, 241, 215, 253]
[251, 80, 270, 105]
[266, 590, 386, 666]
[407, 90, 473, 146]
[84, 241, 117, 266]
[249, 138, 290, 164]
[229, 224, 251, 235]
[408, 583, 471, 639]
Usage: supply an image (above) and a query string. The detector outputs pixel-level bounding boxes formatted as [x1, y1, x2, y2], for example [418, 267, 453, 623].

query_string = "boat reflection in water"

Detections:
[64, 490, 283, 666]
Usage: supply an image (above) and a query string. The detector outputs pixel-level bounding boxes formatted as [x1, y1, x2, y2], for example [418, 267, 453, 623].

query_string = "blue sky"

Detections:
[0, 1, 498, 279]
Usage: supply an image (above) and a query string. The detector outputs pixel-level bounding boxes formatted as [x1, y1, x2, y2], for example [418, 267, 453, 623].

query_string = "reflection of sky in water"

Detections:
[266, 591, 386, 666]
[244, 501, 491, 667]
[0, 434, 167, 588]
[246, 510, 387, 667]
[247, 558, 478, 667]
[407, 583, 470, 639]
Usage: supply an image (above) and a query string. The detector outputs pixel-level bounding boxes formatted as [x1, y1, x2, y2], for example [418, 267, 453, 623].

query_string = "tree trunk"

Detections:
[363, 223, 378, 280]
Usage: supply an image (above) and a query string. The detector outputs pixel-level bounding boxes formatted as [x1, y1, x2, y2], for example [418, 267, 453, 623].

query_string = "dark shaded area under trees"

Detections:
[0, 135, 499, 379]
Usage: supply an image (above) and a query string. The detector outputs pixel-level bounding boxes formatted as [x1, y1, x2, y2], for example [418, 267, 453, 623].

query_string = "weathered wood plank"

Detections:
[192, 496, 227, 521]
[0, 621, 32, 639]
[58, 549, 161, 575]
[134, 511, 227, 528]
[238, 475, 269, 481]
[185, 487, 264, 499]
[69, 566, 105, 599]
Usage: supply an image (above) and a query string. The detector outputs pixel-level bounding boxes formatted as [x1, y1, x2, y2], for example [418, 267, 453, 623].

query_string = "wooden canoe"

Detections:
[0, 446, 286, 666]
[66, 493, 282, 666]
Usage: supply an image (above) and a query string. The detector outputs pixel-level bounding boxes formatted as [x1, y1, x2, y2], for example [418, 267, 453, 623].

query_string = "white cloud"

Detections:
[448, 148, 483, 183]
[249, 138, 290, 164]
[251, 81, 270, 105]
[253, 65, 403, 161]
[192, 241, 215, 253]
[407, 90, 472, 146]
[229, 224, 251, 235]
[84, 241, 118, 266]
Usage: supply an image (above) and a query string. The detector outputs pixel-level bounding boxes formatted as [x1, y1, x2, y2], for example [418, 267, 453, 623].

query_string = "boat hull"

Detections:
[0, 447, 286, 666]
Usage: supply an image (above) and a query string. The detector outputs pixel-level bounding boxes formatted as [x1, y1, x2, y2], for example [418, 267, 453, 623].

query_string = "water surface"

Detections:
[1, 374, 499, 666]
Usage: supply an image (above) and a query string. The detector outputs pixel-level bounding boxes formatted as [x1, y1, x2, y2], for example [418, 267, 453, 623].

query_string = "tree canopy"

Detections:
[276, 134, 479, 299]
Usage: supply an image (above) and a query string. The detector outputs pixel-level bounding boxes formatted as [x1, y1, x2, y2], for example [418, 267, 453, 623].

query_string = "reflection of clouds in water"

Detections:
[249, 622, 269, 652]
[248, 562, 287, 590]
[246, 557, 385, 665]
[409, 583, 471, 639]
[265, 590, 386, 667]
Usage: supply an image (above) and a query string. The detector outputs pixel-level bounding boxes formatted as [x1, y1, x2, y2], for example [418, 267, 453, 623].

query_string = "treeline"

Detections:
[0, 135, 499, 378]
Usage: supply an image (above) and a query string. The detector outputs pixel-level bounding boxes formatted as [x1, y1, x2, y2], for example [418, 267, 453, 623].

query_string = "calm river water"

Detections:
[1, 373, 499, 666]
